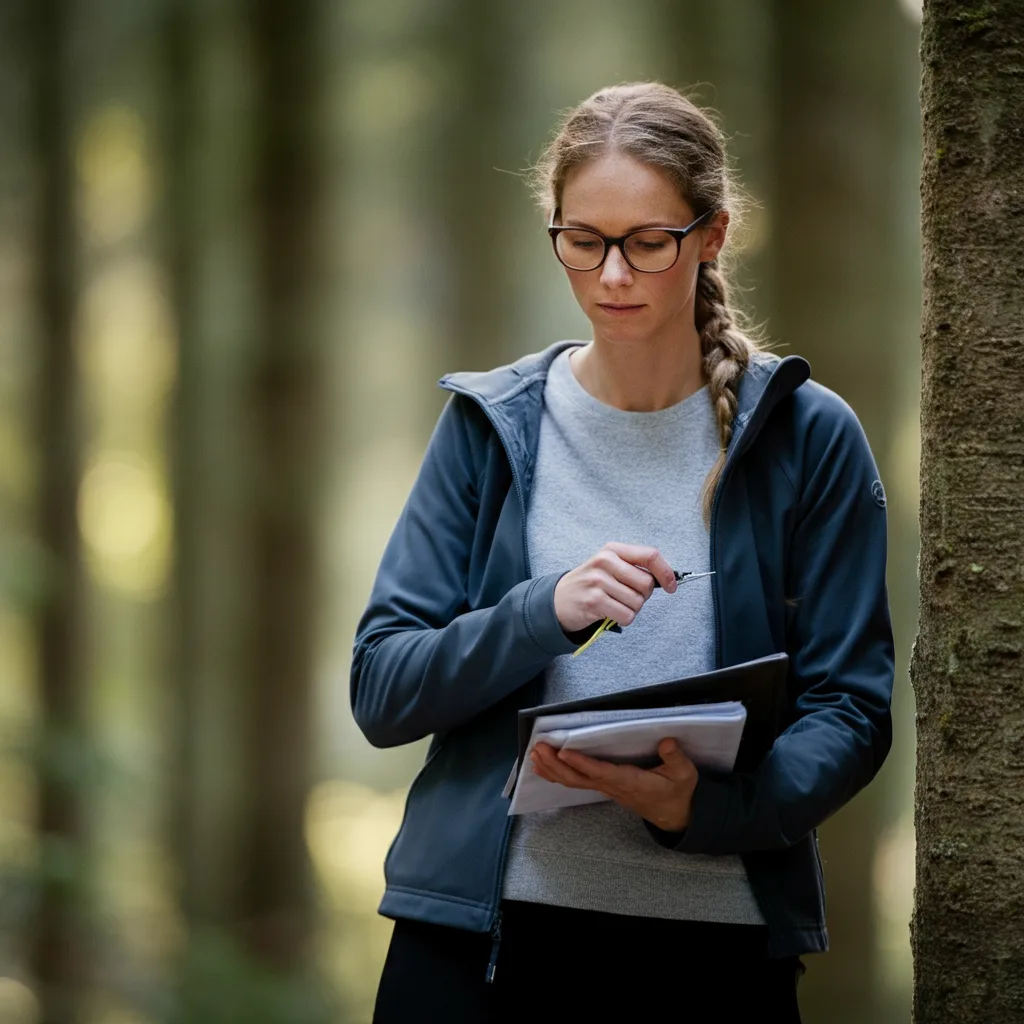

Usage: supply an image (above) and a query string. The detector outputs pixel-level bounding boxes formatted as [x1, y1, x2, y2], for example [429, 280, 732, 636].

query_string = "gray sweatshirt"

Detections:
[501, 345, 764, 925]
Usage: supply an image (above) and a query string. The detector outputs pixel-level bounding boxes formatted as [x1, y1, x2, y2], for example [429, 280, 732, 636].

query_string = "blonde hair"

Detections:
[530, 82, 760, 524]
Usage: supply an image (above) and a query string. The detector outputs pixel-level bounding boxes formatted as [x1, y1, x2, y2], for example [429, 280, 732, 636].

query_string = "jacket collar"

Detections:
[440, 341, 810, 497]
[440, 339, 581, 405]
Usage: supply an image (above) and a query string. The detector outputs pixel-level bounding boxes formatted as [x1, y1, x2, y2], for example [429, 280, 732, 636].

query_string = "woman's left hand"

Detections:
[530, 738, 699, 833]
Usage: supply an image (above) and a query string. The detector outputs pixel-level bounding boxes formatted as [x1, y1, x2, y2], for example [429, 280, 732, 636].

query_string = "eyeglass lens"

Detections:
[554, 229, 679, 272]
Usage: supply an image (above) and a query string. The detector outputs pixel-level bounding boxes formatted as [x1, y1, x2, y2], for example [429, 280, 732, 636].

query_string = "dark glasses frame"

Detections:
[547, 207, 716, 273]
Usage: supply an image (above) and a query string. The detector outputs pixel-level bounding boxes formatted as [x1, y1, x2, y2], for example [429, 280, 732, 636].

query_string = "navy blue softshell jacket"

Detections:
[350, 340, 895, 958]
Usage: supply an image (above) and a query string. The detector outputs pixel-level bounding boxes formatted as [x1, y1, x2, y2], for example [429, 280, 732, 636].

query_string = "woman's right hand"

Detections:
[553, 542, 678, 634]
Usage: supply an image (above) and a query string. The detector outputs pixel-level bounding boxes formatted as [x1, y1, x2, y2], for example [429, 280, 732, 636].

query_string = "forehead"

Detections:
[560, 151, 693, 231]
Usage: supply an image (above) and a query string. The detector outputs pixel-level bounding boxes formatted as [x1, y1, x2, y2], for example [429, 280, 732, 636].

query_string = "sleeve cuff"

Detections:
[522, 571, 578, 657]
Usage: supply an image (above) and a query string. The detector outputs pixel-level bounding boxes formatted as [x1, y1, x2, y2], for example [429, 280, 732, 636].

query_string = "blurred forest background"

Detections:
[0, 0, 923, 1021]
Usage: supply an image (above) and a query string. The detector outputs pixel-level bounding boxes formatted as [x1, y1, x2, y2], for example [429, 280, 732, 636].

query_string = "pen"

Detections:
[652, 569, 716, 589]
[571, 569, 716, 656]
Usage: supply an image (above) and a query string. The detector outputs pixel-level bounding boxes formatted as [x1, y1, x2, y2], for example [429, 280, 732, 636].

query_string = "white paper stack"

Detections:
[506, 701, 746, 816]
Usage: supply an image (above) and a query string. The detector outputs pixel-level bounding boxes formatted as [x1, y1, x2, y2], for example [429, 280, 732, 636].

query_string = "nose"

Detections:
[599, 242, 634, 288]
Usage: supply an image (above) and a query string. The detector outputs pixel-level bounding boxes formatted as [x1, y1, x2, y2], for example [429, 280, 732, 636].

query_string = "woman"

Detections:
[351, 82, 894, 1023]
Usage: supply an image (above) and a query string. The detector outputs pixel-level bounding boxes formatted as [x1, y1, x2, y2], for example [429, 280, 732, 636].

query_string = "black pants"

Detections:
[373, 900, 803, 1023]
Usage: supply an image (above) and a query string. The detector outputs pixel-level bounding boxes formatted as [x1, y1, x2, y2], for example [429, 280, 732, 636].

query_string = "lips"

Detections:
[597, 303, 645, 313]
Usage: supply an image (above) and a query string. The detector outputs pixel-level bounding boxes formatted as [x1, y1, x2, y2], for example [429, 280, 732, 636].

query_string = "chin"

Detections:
[590, 321, 654, 345]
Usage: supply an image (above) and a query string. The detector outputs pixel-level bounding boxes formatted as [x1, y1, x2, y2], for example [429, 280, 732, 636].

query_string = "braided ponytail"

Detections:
[696, 259, 755, 525]
[530, 82, 763, 526]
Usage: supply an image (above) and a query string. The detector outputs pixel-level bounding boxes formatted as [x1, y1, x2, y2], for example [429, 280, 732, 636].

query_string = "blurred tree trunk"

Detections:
[912, 2, 1024, 1021]
[164, 0, 327, 1001]
[165, 0, 223, 929]
[654, 0, 773, 319]
[769, 1, 919, 1021]
[237, 0, 324, 968]
[29, 0, 88, 1021]
[164, 0, 257, 958]
[423, 0, 523, 373]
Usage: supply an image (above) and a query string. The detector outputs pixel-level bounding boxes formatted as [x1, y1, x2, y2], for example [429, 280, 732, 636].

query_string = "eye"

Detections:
[628, 230, 674, 251]
[559, 229, 602, 250]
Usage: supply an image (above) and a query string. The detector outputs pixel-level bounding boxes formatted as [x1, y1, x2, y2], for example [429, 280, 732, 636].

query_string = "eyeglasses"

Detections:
[547, 208, 715, 273]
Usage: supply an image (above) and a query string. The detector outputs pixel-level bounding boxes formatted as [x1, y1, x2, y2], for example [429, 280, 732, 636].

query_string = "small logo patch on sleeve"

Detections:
[871, 479, 886, 508]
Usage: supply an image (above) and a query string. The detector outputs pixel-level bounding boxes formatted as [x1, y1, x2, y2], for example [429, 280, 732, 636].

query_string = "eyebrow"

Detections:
[560, 218, 678, 232]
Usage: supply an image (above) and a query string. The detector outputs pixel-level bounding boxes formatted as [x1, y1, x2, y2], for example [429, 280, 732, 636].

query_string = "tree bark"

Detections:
[913, 2, 1024, 1020]
[29, 0, 88, 1020]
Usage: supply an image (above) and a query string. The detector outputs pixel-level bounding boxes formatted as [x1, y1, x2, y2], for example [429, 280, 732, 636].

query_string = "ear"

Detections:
[699, 210, 730, 263]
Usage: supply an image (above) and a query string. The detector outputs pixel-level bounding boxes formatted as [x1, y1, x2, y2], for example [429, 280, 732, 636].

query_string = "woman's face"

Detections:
[556, 151, 727, 346]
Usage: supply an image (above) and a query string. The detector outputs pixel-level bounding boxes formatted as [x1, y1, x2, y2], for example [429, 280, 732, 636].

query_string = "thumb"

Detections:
[658, 738, 688, 766]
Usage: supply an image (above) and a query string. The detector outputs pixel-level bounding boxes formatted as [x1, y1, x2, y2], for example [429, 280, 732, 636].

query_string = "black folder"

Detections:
[514, 652, 789, 781]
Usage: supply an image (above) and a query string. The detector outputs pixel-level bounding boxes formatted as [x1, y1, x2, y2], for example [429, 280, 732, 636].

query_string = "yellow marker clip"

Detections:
[572, 616, 616, 658]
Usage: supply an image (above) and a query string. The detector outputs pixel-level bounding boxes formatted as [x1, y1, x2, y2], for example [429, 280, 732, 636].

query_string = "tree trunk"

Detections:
[653, 0, 774, 317]
[771, 2, 920, 1020]
[165, 0, 214, 927]
[164, 0, 254, 941]
[421, 0, 523, 374]
[29, 0, 88, 1020]
[236, 0, 324, 970]
[912, 2, 1024, 1020]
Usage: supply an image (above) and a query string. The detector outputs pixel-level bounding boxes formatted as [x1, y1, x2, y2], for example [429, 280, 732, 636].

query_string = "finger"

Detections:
[528, 745, 585, 782]
[594, 554, 657, 602]
[593, 547, 659, 601]
[591, 571, 647, 616]
[530, 755, 560, 784]
[652, 739, 698, 782]
[603, 542, 677, 593]
[532, 745, 602, 790]
[584, 591, 644, 629]
[557, 748, 647, 788]
[555, 747, 614, 778]
[658, 738, 686, 764]
[658, 738, 696, 768]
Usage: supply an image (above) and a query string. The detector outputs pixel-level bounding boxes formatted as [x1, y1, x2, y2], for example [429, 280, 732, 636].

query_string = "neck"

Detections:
[569, 322, 705, 412]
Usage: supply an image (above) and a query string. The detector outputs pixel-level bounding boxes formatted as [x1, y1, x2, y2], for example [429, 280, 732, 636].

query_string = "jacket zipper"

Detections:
[705, 363, 800, 944]
[708, 366, 794, 668]
[442, 360, 799, 969]
[440, 380, 533, 982]
[485, 908, 503, 984]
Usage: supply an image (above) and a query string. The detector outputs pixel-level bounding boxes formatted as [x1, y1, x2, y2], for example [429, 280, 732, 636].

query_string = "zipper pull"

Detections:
[485, 910, 503, 984]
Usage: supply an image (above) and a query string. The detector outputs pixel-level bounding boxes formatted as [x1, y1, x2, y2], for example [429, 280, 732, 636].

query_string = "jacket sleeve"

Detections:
[659, 392, 895, 854]
[349, 392, 577, 749]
